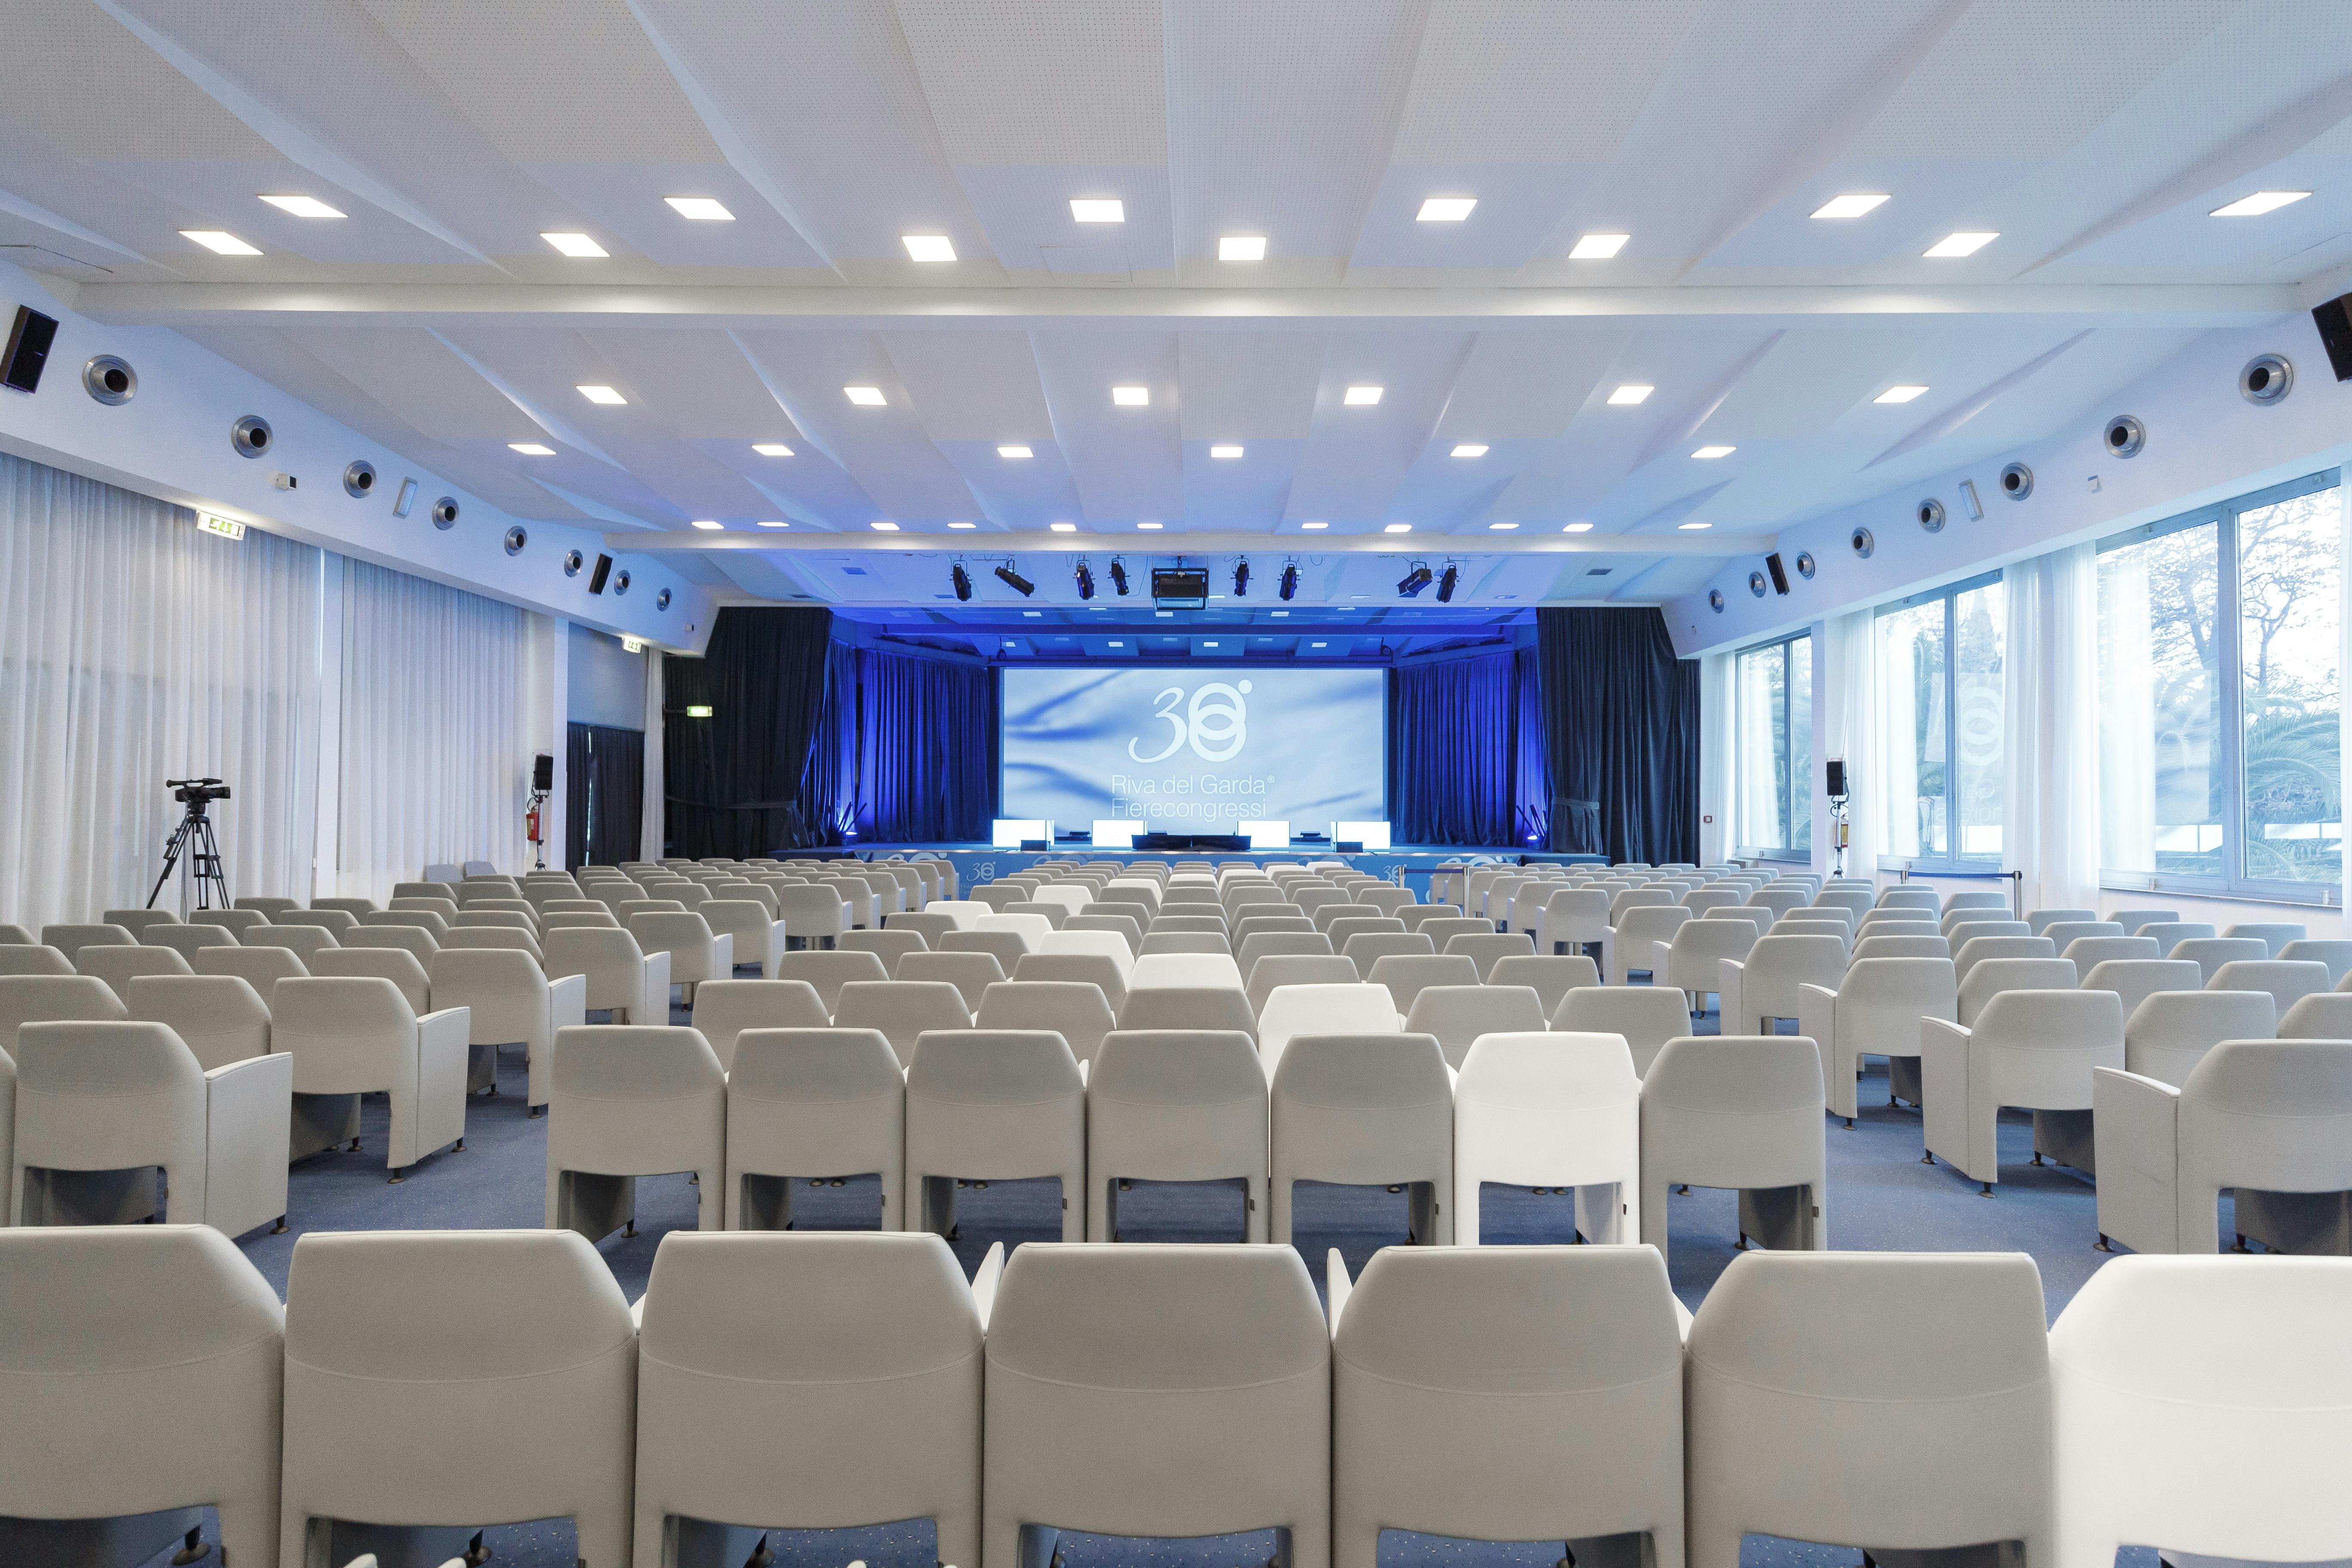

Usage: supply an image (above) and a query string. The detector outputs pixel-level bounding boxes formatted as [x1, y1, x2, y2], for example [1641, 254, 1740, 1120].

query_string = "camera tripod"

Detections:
[148, 794, 230, 911]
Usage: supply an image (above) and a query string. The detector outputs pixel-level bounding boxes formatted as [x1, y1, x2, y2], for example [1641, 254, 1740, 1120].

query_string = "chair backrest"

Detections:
[2222, 922, 2309, 958]
[186, 908, 269, 937]
[1140, 931, 1234, 956]
[2049, 1256, 2352, 1566]
[77, 943, 195, 995]
[840, 928, 931, 969]
[1235, 931, 1335, 973]
[683, 980, 832, 1072]
[772, 883, 851, 938]
[2171, 937, 2271, 983]
[2081, 958, 2205, 1021]
[2279, 939, 2352, 986]
[2136, 921, 2217, 952]
[1970, 990, 2127, 1073]
[2060, 935, 2159, 970]
[2025, 908, 2101, 935]
[147, 924, 238, 962]
[1116, 984, 1259, 1037]
[1439, 932, 1537, 980]
[2207, 959, 2330, 1015]
[1954, 934, 2058, 985]
[2122, 989, 2278, 1086]
[772, 950, 893, 1015]
[1875, 888, 1941, 910]
[2278, 992, 2352, 1039]
[832, 980, 974, 1070]
[1247, 955, 1363, 1015]
[0, 973, 129, 1050]
[2179, 1040, 2352, 1201]
[728, 1026, 906, 1111]
[1669, 917, 1758, 972]
[941, 929, 1032, 972]
[897, 951, 1010, 1012]
[1958, 958, 2079, 1025]
[1551, 985, 1690, 1076]
[1361, 953, 1482, 1019]
[1341, 931, 1435, 977]
[1851, 934, 1950, 962]
[311, 946, 434, 1013]
[975, 980, 1119, 1069]
[244, 924, 344, 963]
[1259, 983, 1404, 1075]
[905, 1029, 1083, 1112]
[1403, 984, 1548, 1069]
[1825, 956, 1958, 1054]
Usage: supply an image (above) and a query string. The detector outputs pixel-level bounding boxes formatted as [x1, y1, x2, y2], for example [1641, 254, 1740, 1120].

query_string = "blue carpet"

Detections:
[213, 990, 2156, 1568]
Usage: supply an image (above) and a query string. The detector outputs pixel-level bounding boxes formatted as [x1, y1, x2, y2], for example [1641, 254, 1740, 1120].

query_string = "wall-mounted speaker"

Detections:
[2, 305, 58, 394]
[587, 553, 613, 594]
[1825, 759, 1848, 797]
[1764, 551, 1790, 595]
[532, 753, 554, 792]
[2312, 294, 2352, 381]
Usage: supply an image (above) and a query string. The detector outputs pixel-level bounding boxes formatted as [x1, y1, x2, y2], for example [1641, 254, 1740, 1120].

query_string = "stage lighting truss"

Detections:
[995, 560, 1035, 597]
[1396, 562, 1434, 598]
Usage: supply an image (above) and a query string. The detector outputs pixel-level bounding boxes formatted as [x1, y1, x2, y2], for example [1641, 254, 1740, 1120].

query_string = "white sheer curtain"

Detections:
[0, 451, 322, 928]
[1821, 609, 1881, 880]
[336, 560, 530, 903]
[641, 652, 665, 862]
[2005, 546, 2102, 913]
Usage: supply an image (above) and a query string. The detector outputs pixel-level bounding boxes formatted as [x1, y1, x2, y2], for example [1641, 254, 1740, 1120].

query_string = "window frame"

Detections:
[1733, 628, 1812, 864]
[2095, 466, 2343, 908]
[1873, 567, 2005, 877]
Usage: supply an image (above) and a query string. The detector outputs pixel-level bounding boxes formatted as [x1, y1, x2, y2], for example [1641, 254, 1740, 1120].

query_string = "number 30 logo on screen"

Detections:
[1129, 681, 1250, 763]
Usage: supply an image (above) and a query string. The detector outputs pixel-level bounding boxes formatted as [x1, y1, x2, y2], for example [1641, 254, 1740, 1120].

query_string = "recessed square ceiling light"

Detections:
[1569, 232, 1629, 259]
[2211, 190, 2310, 217]
[666, 196, 735, 220]
[948, 521, 977, 529]
[690, 519, 723, 530]
[1417, 197, 1476, 222]
[1218, 235, 1267, 260]
[1677, 521, 1713, 530]
[998, 444, 1032, 459]
[1383, 522, 1412, 533]
[1210, 444, 1244, 459]
[1874, 385, 1930, 404]
[1112, 385, 1149, 407]
[1563, 522, 1594, 533]
[1608, 383, 1654, 405]
[901, 234, 956, 261]
[1691, 444, 1736, 459]
[1487, 522, 1520, 532]
[1810, 193, 1889, 220]
[756, 519, 790, 528]
[869, 521, 900, 531]
[1451, 443, 1488, 457]
[1300, 521, 1328, 530]
[752, 442, 794, 456]
[1923, 231, 1998, 257]
[1071, 198, 1124, 223]
[1344, 386, 1384, 407]
[542, 231, 607, 257]
[1049, 522, 1078, 532]
[260, 194, 344, 219]
[576, 384, 626, 405]
[1136, 521, 1164, 530]
[182, 230, 261, 255]
[508, 442, 556, 456]
[1023, 610, 1042, 618]
[844, 386, 887, 406]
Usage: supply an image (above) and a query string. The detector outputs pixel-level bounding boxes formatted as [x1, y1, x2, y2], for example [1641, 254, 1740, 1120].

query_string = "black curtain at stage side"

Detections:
[1537, 606, 1701, 864]
[564, 722, 643, 868]
[662, 606, 834, 858]
[808, 644, 997, 845]
[1388, 651, 1523, 847]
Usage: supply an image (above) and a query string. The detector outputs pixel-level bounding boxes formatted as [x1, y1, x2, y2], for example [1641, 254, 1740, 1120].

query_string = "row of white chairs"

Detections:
[5, 1225, 2335, 1568]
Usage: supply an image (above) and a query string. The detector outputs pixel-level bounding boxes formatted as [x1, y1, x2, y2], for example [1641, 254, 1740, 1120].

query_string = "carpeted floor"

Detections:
[207, 993, 2165, 1568]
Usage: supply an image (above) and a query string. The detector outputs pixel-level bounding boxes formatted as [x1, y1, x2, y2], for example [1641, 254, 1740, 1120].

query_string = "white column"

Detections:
[1698, 652, 1734, 865]
[311, 553, 346, 899]
[523, 614, 568, 871]
[641, 649, 665, 862]
[1808, 619, 1833, 877]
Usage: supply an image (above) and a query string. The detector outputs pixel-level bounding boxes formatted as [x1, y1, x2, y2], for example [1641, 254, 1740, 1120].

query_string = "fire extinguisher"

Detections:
[526, 805, 542, 844]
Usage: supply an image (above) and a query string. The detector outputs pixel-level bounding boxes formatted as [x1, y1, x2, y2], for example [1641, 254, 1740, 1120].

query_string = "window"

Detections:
[1876, 573, 2005, 870]
[1735, 632, 1811, 859]
[2098, 469, 2340, 900]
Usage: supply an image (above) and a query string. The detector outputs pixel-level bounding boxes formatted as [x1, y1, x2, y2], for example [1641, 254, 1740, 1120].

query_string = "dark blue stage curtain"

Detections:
[1537, 606, 1700, 864]
[808, 644, 998, 845]
[1388, 651, 1527, 847]
[661, 607, 833, 857]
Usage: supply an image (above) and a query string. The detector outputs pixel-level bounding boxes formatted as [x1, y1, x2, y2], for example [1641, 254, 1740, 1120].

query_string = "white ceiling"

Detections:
[10, 0, 2352, 609]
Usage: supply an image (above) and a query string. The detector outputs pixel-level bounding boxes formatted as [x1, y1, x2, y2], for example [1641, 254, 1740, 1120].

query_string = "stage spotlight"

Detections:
[1233, 559, 1250, 597]
[996, 562, 1035, 597]
[951, 563, 973, 601]
[1109, 559, 1130, 596]
[1397, 564, 1434, 598]
[1075, 559, 1096, 600]
[1279, 562, 1299, 600]
[1436, 563, 1458, 603]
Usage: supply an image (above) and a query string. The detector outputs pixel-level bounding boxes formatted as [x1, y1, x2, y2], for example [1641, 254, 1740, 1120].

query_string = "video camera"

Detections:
[168, 776, 232, 807]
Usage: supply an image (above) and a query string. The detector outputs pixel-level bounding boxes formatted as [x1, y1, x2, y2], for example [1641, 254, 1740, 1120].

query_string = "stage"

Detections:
[778, 843, 1607, 900]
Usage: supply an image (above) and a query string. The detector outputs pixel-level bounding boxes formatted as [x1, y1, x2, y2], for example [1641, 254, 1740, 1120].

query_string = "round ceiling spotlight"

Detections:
[230, 414, 272, 459]
[1999, 462, 2034, 501]
[1916, 497, 1945, 533]
[503, 525, 527, 556]
[612, 569, 631, 596]
[1748, 570, 1768, 598]
[1850, 526, 1875, 559]
[343, 459, 377, 499]
[2104, 414, 2145, 458]
[2240, 353, 2293, 405]
[656, 587, 672, 610]
[430, 496, 459, 530]
[1709, 588, 1726, 613]
[1795, 551, 1816, 580]
[83, 355, 135, 405]
[564, 549, 585, 577]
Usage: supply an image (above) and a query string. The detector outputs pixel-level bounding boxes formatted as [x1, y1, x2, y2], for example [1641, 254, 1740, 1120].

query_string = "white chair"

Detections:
[2081, 958, 2205, 1022]
[2050, 1256, 2352, 1568]
[773, 882, 851, 948]
[1039, 926, 1137, 974]
[832, 979, 974, 1069]
[1552, 985, 1691, 1077]
[10, 1020, 290, 1238]
[1666, 918, 1758, 1015]
[700, 897, 787, 977]
[2095, 1039, 2352, 1255]
[429, 947, 587, 1112]
[770, 949, 891, 1015]
[1535, 886, 1613, 959]
[1443, 931, 1537, 980]
[2208, 958, 2331, 1017]
[0, 972, 128, 1051]
[272, 977, 469, 1182]
[1249, 955, 1364, 1016]
[124, 974, 271, 1071]
[899, 950, 1011, 1012]
[1454, 1031, 1640, 1245]
[1270, 1032, 1452, 1245]
[545, 1024, 726, 1241]
[1130, 951, 1246, 991]
[278, 1230, 636, 1568]
[904, 1030, 1085, 1241]
[1719, 934, 1847, 1037]
[1797, 957, 1958, 1125]
[1641, 1035, 1827, 1263]
[1959, 957, 2078, 1025]
[2123, 989, 2277, 1087]
[1087, 1028, 1270, 1241]
[76, 943, 193, 996]
[544, 926, 671, 1026]
[0, 1226, 283, 1568]
[2280, 938, 2352, 985]
[1403, 983, 1547, 1071]
[1922, 990, 2124, 1192]
[627, 910, 733, 1008]
[1954, 934, 2058, 987]
[633, 1230, 983, 1568]
[1257, 982, 1403, 1078]
[1117, 984, 1259, 1035]
[686, 978, 832, 1072]
[1485, 953, 1601, 1018]
[976, 980, 1118, 1072]
[725, 1027, 906, 1229]
[1332, 1244, 1684, 1568]
[311, 945, 434, 1014]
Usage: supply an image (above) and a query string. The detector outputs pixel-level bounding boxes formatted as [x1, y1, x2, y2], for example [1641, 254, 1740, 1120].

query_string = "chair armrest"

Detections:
[1326, 1248, 1354, 1335]
[1671, 1289, 1695, 1344]
[1795, 982, 1838, 1049]
[1919, 1016, 1970, 1060]
[642, 951, 672, 1018]
[205, 1049, 294, 1105]
[416, 1006, 472, 1061]
[548, 972, 588, 1029]
[1076, 1058, 1089, 1089]
[970, 1240, 1007, 1330]
[2092, 1064, 2180, 1156]
[709, 933, 734, 973]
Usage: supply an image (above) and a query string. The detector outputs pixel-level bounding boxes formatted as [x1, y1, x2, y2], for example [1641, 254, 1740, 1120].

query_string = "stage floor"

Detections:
[775, 842, 1605, 896]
